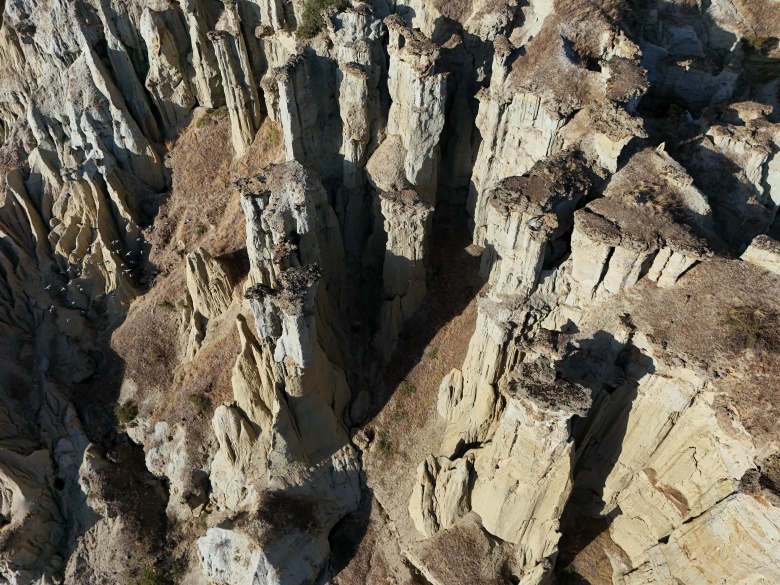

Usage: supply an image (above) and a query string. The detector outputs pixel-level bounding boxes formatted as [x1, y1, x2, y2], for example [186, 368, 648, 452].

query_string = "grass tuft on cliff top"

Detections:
[296, 0, 349, 39]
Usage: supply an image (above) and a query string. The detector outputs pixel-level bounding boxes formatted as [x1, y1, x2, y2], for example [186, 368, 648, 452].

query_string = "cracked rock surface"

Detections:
[1, 0, 780, 584]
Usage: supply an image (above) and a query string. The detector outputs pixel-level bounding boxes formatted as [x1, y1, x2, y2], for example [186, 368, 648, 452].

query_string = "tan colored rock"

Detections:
[185, 247, 234, 320]
[208, 1, 262, 155]
[409, 455, 472, 537]
[376, 190, 434, 360]
[568, 148, 713, 307]
[480, 153, 590, 296]
[741, 234, 780, 275]
[140, 8, 196, 130]
[470, 356, 591, 579]
[180, 0, 223, 109]
[620, 494, 780, 585]
[608, 391, 755, 564]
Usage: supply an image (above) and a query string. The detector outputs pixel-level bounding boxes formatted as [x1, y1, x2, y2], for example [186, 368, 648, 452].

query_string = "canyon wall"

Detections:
[0, 0, 779, 584]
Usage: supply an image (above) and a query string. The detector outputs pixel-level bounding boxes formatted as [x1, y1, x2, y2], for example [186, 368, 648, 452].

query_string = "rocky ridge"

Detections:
[0, 0, 780, 584]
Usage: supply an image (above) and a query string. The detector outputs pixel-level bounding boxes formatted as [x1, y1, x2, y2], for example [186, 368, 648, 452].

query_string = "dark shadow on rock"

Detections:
[553, 328, 655, 577]
[65, 310, 173, 581]
[325, 479, 374, 578]
[352, 202, 485, 427]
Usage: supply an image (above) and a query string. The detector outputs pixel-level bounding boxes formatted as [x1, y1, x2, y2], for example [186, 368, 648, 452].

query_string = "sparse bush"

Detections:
[196, 223, 208, 236]
[196, 106, 229, 128]
[392, 405, 406, 421]
[188, 394, 212, 416]
[177, 298, 188, 310]
[377, 435, 392, 454]
[400, 380, 417, 395]
[134, 567, 158, 585]
[147, 352, 162, 365]
[427, 347, 439, 360]
[268, 127, 281, 148]
[743, 36, 774, 55]
[296, 0, 349, 39]
[115, 401, 138, 425]
[727, 306, 780, 352]
[255, 491, 319, 537]
[158, 300, 176, 311]
[167, 559, 187, 583]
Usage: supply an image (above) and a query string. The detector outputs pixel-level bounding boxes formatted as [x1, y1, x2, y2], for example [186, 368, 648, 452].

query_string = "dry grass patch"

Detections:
[726, 306, 780, 353]
[107, 110, 284, 507]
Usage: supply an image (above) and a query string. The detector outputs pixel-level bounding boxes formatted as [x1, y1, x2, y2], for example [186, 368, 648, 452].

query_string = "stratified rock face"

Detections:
[208, 1, 263, 155]
[568, 147, 713, 306]
[2, 0, 780, 584]
[376, 189, 433, 359]
[620, 494, 780, 585]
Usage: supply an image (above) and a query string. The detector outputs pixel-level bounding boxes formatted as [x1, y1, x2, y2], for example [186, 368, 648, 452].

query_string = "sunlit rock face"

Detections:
[1, 0, 780, 583]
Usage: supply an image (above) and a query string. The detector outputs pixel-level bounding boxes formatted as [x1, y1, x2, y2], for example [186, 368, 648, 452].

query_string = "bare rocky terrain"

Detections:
[0, 0, 779, 584]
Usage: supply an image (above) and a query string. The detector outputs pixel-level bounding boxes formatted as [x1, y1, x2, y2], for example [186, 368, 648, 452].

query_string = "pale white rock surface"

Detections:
[185, 247, 235, 320]
[140, 7, 197, 131]
[367, 15, 447, 204]
[376, 189, 433, 359]
[208, 1, 262, 155]
[741, 234, 780, 276]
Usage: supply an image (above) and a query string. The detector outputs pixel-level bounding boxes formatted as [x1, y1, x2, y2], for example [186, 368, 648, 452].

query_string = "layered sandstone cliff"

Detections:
[1, 0, 779, 584]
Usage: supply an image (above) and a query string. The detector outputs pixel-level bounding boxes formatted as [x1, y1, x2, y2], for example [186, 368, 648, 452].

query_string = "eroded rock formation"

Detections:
[1, 0, 780, 584]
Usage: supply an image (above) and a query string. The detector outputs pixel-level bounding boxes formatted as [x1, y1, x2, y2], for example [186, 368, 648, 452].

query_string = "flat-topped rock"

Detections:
[506, 355, 592, 417]
[245, 264, 322, 316]
[575, 148, 714, 257]
[379, 188, 434, 210]
[488, 152, 591, 216]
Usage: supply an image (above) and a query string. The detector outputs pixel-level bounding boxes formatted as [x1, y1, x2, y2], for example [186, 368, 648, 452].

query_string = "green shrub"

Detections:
[400, 380, 417, 395]
[296, 0, 349, 39]
[167, 560, 187, 583]
[188, 394, 212, 416]
[743, 36, 774, 54]
[728, 306, 780, 351]
[377, 435, 392, 454]
[196, 106, 229, 128]
[135, 568, 158, 585]
[115, 401, 138, 425]
[268, 127, 281, 148]
[196, 223, 208, 236]
[427, 347, 439, 360]
[158, 300, 176, 311]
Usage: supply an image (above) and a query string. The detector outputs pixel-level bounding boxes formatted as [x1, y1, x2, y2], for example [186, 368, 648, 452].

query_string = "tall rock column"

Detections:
[198, 163, 360, 585]
[208, 0, 262, 155]
[366, 15, 447, 205]
[468, 38, 568, 245]
[437, 154, 590, 454]
[140, 8, 197, 130]
[470, 355, 591, 580]
[180, 0, 222, 109]
[329, 6, 386, 254]
[375, 190, 433, 360]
